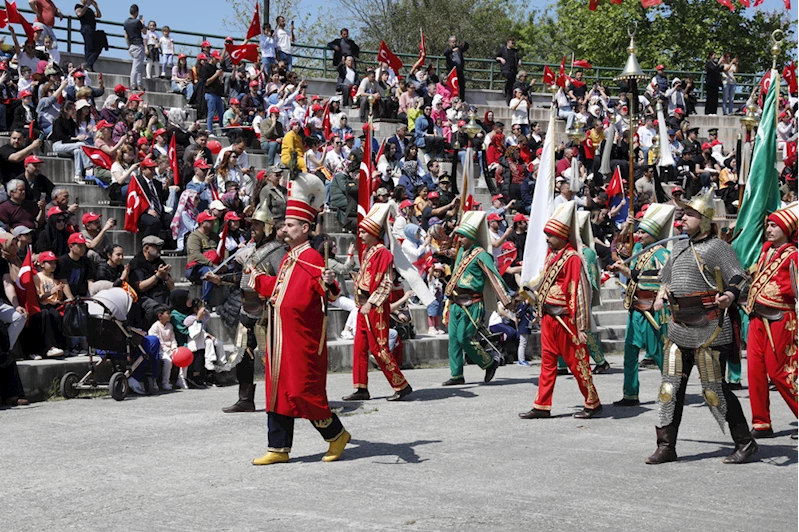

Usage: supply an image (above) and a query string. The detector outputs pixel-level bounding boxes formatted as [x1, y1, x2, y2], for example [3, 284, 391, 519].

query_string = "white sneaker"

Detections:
[340, 329, 354, 340]
[427, 327, 438, 335]
[436, 329, 446, 335]
[73, 175, 83, 183]
[29, 354, 43, 360]
[45, 347, 64, 357]
[128, 377, 146, 395]
[176, 375, 189, 390]
[161, 381, 173, 391]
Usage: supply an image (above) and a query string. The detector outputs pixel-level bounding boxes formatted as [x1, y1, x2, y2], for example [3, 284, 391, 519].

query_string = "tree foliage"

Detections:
[537, 0, 795, 74]
[335, 0, 524, 60]
[222, 0, 338, 46]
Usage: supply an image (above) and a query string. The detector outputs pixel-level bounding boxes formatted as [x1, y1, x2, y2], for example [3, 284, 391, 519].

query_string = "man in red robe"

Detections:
[342, 203, 413, 402]
[519, 201, 602, 419]
[251, 177, 350, 465]
[747, 207, 798, 440]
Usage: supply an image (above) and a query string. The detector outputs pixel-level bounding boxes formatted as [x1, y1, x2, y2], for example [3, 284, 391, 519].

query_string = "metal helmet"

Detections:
[247, 201, 275, 234]
[678, 188, 715, 234]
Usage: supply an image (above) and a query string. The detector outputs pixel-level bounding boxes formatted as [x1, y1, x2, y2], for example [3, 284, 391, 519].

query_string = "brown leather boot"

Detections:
[722, 423, 759, 464]
[222, 383, 256, 413]
[646, 425, 679, 464]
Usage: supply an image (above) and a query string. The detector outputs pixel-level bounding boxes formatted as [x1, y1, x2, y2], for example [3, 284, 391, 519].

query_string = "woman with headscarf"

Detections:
[35, 209, 70, 256]
[401, 223, 433, 270]
[99, 94, 121, 124]
[170, 189, 200, 252]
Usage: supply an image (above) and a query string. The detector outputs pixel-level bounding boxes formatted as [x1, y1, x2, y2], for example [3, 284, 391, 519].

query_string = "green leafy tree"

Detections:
[520, 0, 794, 74]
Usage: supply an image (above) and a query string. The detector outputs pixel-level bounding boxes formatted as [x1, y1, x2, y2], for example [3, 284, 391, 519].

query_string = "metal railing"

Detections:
[2, 8, 773, 101]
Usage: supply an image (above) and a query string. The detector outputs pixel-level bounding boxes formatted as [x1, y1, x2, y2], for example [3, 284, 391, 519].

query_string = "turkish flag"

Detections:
[377, 41, 403, 74]
[739, 0, 750, 6]
[573, 59, 592, 69]
[583, 135, 595, 159]
[418, 31, 427, 64]
[556, 56, 567, 88]
[543, 65, 556, 86]
[0, 8, 7, 28]
[641, 0, 663, 7]
[5, 1, 34, 41]
[375, 138, 386, 164]
[124, 176, 151, 233]
[589, 0, 600, 11]
[606, 166, 624, 198]
[567, 75, 586, 88]
[322, 101, 332, 140]
[758, 70, 772, 106]
[245, 2, 260, 42]
[16, 246, 39, 318]
[82, 146, 113, 170]
[168, 134, 180, 186]
[716, 0, 735, 10]
[784, 62, 797, 95]
[783, 0, 791, 8]
[610, 0, 622, 3]
[225, 43, 259, 65]
[211, 219, 229, 265]
[356, 121, 373, 259]
[753, 0, 764, 5]
[447, 67, 459, 94]
[497, 243, 517, 276]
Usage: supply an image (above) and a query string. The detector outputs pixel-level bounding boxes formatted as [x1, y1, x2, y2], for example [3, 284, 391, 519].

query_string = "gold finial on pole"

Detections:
[771, 29, 783, 70]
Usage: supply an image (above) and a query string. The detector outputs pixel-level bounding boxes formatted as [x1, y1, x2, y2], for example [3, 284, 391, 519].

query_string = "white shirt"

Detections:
[509, 98, 529, 126]
[215, 147, 249, 171]
[344, 67, 356, 85]
[146, 30, 159, 46]
[260, 34, 276, 58]
[325, 149, 344, 173]
[637, 125, 655, 149]
[276, 28, 292, 55]
[159, 36, 174, 55]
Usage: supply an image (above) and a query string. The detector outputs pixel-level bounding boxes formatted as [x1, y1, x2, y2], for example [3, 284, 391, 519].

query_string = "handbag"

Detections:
[63, 299, 90, 338]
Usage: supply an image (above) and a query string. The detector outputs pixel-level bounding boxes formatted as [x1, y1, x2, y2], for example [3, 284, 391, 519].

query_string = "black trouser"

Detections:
[503, 73, 516, 104]
[667, 344, 747, 436]
[268, 412, 345, 452]
[40, 304, 64, 352]
[81, 28, 101, 70]
[705, 85, 720, 115]
[138, 211, 171, 240]
[237, 313, 258, 386]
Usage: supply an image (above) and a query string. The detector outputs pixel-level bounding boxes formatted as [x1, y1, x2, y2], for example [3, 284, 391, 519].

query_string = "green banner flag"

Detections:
[731, 69, 781, 271]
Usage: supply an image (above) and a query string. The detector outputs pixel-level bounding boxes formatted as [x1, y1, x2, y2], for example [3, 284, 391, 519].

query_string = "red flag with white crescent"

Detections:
[322, 100, 332, 140]
[556, 56, 567, 88]
[447, 67, 459, 94]
[716, 0, 735, 10]
[213, 219, 229, 265]
[783, 62, 797, 95]
[16, 246, 39, 319]
[543, 65, 556, 86]
[124, 176, 151, 233]
[168, 134, 180, 186]
[0, 8, 8, 28]
[245, 2, 260, 42]
[82, 146, 114, 170]
[497, 243, 517, 276]
[589, 0, 600, 11]
[606, 166, 623, 199]
[377, 41, 403, 73]
[5, 1, 34, 40]
[225, 43, 259, 65]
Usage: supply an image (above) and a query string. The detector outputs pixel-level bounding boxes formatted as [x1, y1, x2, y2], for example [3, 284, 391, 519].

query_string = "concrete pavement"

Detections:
[1, 354, 796, 532]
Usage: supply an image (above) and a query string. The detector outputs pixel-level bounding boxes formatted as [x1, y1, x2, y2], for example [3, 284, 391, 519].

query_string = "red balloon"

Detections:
[173, 347, 194, 368]
[207, 139, 223, 155]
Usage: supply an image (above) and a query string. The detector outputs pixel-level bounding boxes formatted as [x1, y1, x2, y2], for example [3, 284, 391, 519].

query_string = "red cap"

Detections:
[152, 128, 166, 139]
[114, 84, 128, 93]
[19, 89, 32, 98]
[47, 206, 65, 218]
[711, 139, 722, 147]
[256, 169, 266, 181]
[73, 71, 86, 78]
[24, 154, 42, 165]
[513, 213, 528, 223]
[197, 53, 208, 60]
[674, 108, 684, 115]
[178, 53, 187, 60]
[95, 119, 113, 130]
[491, 194, 504, 202]
[38, 250, 58, 262]
[197, 211, 216, 224]
[296, 94, 307, 100]
[249, 80, 259, 87]
[400, 199, 413, 210]
[487, 213, 502, 222]
[344, 133, 354, 141]
[311, 104, 322, 112]
[137, 137, 149, 147]
[268, 105, 280, 114]
[427, 191, 440, 199]
[128, 93, 143, 102]
[224, 211, 242, 221]
[311, 95, 323, 101]
[210, 50, 221, 59]
[68, 232, 87, 245]
[81, 211, 101, 225]
[193, 159, 211, 169]
[140, 157, 157, 168]
[656, 64, 665, 70]
[671, 186, 683, 195]
[229, 98, 240, 105]
[201, 40, 212, 48]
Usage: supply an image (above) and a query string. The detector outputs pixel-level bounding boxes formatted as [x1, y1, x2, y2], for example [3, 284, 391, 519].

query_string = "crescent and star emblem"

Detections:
[16, 265, 30, 291]
[127, 191, 140, 215]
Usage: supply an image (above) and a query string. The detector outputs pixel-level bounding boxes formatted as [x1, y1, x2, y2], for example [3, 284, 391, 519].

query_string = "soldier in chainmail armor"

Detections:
[215, 202, 287, 413]
[648, 189, 757, 465]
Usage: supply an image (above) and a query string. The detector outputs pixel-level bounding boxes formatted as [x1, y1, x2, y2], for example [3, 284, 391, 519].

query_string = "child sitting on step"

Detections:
[148, 305, 186, 390]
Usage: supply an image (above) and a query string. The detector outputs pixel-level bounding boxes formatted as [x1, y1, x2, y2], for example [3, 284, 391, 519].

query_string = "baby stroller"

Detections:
[59, 288, 154, 401]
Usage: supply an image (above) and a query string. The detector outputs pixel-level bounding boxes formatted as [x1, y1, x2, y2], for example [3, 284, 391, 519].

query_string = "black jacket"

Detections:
[327, 37, 360, 67]
[496, 45, 520, 75]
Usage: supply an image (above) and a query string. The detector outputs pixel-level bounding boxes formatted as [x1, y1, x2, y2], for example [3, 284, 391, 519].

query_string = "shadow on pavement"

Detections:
[678, 438, 798, 466]
[606, 401, 657, 419]
[294, 439, 443, 464]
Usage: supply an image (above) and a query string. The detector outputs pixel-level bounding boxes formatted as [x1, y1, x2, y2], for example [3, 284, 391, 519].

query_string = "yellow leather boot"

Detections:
[322, 430, 351, 462]
[252, 451, 290, 466]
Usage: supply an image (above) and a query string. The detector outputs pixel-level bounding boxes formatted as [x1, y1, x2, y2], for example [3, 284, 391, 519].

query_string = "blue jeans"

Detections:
[204, 93, 225, 132]
[277, 51, 292, 70]
[558, 107, 575, 130]
[722, 83, 736, 115]
[185, 264, 214, 305]
[172, 81, 194, 100]
[262, 56, 276, 68]
[262, 140, 280, 165]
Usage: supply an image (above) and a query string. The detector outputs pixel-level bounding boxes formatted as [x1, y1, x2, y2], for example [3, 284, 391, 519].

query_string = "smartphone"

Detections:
[40, 192, 46, 202]
[75, 196, 79, 205]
